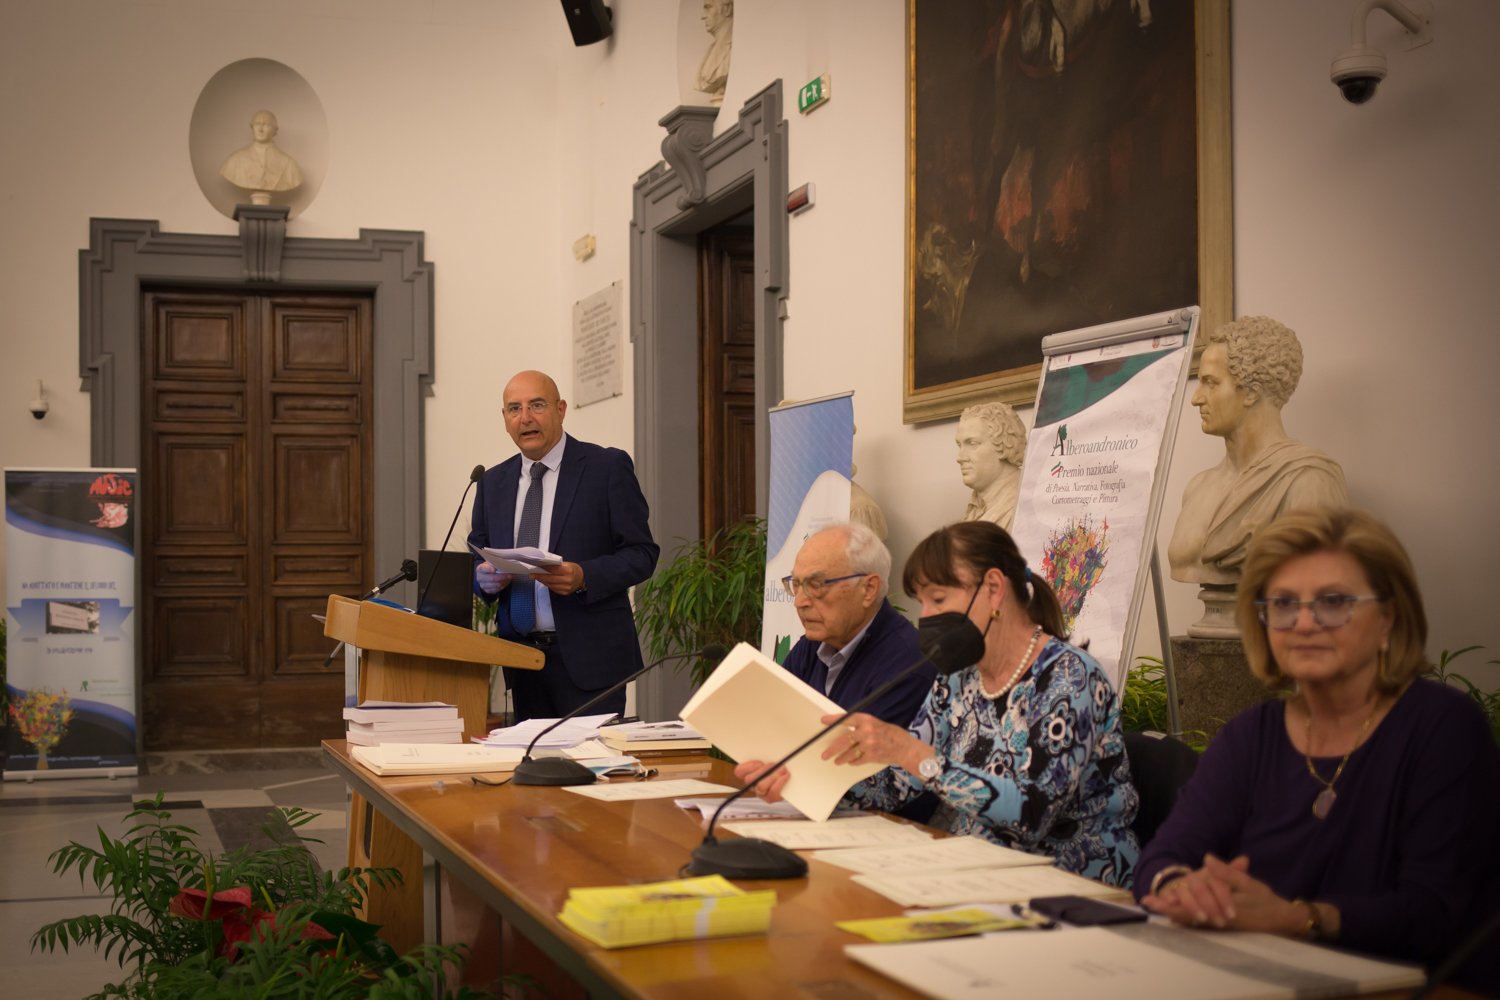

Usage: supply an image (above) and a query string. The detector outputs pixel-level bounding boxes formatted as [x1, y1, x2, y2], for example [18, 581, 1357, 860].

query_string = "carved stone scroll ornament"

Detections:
[233, 204, 290, 282]
[658, 106, 720, 210]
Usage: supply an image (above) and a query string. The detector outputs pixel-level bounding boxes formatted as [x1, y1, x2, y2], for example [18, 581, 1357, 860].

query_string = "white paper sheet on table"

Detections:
[720, 815, 933, 850]
[560, 778, 738, 801]
[673, 797, 863, 822]
[351, 739, 618, 776]
[679, 642, 885, 821]
[845, 926, 1424, 1000]
[477, 713, 617, 748]
[851, 864, 1114, 907]
[812, 835, 1054, 876]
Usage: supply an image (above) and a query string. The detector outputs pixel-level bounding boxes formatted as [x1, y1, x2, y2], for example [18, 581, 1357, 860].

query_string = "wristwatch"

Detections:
[917, 754, 943, 781]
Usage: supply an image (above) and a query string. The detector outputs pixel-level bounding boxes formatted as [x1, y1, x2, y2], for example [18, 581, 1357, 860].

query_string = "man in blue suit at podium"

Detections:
[469, 370, 659, 721]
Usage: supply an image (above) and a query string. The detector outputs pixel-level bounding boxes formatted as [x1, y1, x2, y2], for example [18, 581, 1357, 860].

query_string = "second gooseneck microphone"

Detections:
[416, 464, 486, 614]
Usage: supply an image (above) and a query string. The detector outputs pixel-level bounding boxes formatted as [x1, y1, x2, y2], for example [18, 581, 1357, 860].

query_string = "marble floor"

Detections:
[0, 748, 350, 999]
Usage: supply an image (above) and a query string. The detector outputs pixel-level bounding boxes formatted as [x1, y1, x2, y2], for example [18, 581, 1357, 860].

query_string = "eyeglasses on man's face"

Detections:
[504, 399, 552, 417]
[781, 572, 867, 599]
[1255, 593, 1381, 630]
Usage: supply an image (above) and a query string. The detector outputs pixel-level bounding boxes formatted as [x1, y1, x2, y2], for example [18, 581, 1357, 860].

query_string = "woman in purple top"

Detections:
[1136, 508, 1500, 992]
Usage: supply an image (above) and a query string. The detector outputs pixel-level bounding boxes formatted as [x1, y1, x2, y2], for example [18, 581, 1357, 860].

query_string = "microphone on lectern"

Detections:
[510, 644, 730, 786]
[363, 559, 418, 601]
[415, 464, 486, 614]
[686, 623, 988, 880]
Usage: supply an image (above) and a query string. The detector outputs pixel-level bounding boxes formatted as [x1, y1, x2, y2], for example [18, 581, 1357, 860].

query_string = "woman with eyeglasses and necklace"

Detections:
[1136, 507, 1500, 989]
[735, 520, 1140, 886]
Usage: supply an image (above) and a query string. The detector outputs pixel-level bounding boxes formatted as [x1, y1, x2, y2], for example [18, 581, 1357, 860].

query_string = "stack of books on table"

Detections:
[343, 700, 462, 746]
[598, 720, 711, 755]
[557, 875, 775, 949]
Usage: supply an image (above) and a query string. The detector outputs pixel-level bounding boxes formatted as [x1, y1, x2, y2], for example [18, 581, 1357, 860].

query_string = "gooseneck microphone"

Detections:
[511, 644, 729, 786]
[687, 624, 989, 880]
[363, 559, 418, 601]
[416, 464, 486, 615]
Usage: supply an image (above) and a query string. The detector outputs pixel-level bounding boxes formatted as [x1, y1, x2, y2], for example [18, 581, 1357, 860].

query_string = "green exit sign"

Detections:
[798, 74, 831, 114]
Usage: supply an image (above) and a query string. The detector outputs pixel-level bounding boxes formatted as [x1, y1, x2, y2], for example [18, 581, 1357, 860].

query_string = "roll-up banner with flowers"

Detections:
[1009, 308, 1198, 690]
[4, 468, 138, 779]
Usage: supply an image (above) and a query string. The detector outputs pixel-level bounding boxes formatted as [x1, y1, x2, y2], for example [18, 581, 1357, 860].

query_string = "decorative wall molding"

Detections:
[233, 204, 290, 281]
[78, 218, 435, 606]
[657, 106, 720, 210]
[629, 80, 789, 721]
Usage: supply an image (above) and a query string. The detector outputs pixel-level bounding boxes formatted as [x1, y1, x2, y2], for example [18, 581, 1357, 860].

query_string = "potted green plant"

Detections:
[634, 520, 766, 687]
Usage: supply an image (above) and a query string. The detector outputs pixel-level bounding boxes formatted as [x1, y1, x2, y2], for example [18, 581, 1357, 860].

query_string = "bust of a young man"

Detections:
[220, 110, 304, 205]
[1168, 316, 1347, 589]
[956, 402, 1026, 531]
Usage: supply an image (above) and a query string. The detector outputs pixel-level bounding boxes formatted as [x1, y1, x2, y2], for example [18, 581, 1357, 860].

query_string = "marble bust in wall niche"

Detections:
[220, 110, 304, 205]
[1168, 316, 1348, 635]
[695, 0, 733, 106]
[956, 402, 1026, 531]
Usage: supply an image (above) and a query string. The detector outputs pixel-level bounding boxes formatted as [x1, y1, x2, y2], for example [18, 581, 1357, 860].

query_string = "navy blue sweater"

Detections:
[780, 599, 933, 728]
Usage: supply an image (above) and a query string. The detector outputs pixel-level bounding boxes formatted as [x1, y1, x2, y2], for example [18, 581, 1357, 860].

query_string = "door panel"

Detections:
[141, 290, 372, 750]
[698, 229, 758, 540]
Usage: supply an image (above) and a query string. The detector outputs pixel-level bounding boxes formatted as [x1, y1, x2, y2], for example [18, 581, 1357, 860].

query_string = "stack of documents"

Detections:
[674, 796, 862, 822]
[558, 875, 776, 949]
[681, 642, 886, 821]
[849, 862, 1117, 908]
[598, 720, 711, 753]
[468, 543, 564, 577]
[352, 740, 615, 776]
[476, 713, 617, 749]
[719, 815, 934, 850]
[343, 701, 462, 745]
[846, 925, 1425, 1000]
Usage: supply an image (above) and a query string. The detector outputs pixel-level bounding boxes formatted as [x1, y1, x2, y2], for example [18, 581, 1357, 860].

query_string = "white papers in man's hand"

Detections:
[680, 642, 885, 821]
[845, 925, 1424, 1000]
[477, 713, 617, 749]
[812, 836, 1053, 876]
[468, 543, 563, 576]
[561, 778, 737, 801]
[720, 816, 933, 850]
[850, 864, 1113, 908]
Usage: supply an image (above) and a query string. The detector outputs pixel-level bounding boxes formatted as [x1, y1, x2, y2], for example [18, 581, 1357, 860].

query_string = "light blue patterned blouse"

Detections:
[844, 637, 1140, 887]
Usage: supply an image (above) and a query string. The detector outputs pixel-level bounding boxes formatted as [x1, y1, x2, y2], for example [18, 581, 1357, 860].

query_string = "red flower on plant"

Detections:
[168, 886, 335, 959]
[169, 886, 255, 920]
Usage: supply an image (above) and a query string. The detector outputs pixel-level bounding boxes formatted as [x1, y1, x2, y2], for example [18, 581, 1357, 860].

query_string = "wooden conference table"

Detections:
[322, 741, 1462, 1000]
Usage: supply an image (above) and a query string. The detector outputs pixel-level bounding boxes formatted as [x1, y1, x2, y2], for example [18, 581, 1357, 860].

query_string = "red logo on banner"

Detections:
[88, 474, 133, 497]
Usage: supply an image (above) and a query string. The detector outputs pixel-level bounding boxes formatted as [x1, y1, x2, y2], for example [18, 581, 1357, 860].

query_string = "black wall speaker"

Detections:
[560, 0, 613, 46]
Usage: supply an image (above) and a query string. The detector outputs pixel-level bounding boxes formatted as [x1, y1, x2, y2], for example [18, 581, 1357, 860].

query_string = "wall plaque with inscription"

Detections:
[572, 282, 623, 408]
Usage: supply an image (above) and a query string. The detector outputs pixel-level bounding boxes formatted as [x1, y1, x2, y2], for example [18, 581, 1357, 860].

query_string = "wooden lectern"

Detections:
[323, 595, 543, 951]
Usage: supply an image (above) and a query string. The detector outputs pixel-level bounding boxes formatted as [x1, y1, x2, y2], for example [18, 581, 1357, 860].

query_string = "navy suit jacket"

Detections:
[468, 434, 660, 690]
[780, 599, 933, 728]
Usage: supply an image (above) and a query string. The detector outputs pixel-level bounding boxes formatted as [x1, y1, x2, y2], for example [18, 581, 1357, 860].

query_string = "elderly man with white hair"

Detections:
[778, 523, 933, 728]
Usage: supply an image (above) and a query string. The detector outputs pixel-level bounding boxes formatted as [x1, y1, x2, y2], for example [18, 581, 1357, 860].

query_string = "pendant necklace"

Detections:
[1303, 700, 1377, 820]
[979, 625, 1043, 701]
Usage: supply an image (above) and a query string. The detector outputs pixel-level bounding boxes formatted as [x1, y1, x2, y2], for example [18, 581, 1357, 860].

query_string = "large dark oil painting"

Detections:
[906, 0, 1228, 421]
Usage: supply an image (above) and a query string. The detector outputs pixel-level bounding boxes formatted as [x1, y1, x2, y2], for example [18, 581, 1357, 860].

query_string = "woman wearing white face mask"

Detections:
[735, 520, 1140, 886]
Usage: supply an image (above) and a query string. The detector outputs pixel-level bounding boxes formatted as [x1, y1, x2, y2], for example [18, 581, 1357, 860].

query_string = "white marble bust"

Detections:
[220, 110, 304, 205]
[956, 402, 1026, 531]
[1168, 317, 1348, 634]
[695, 0, 734, 106]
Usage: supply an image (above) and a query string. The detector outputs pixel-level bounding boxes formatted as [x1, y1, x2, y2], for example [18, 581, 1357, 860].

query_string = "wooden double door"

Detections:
[140, 289, 373, 749]
[698, 227, 757, 540]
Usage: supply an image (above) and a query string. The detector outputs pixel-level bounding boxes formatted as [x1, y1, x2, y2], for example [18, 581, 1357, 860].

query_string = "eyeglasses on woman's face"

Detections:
[780, 572, 866, 600]
[1255, 594, 1381, 630]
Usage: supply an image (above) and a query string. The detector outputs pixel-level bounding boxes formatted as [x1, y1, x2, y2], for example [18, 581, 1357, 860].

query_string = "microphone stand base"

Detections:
[511, 757, 598, 786]
[687, 838, 809, 880]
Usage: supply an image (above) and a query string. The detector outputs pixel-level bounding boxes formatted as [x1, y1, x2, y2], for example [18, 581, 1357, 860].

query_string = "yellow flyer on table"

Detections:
[836, 907, 1033, 942]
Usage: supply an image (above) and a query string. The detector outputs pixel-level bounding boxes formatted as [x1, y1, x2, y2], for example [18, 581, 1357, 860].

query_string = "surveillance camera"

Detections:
[1331, 45, 1386, 104]
[1331, 0, 1430, 106]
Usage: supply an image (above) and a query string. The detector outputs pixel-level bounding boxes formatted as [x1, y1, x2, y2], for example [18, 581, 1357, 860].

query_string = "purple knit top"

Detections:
[1134, 678, 1500, 992]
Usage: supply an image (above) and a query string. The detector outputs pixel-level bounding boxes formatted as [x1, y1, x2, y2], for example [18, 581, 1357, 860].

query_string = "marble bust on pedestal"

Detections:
[1168, 316, 1348, 636]
[220, 110, 304, 205]
[695, 0, 734, 106]
[956, 402, 1026, 532]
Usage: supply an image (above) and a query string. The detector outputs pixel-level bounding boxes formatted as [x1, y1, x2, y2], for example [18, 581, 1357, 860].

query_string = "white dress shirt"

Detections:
[815, 609, 878, 697]
[513, 435, 566, 632]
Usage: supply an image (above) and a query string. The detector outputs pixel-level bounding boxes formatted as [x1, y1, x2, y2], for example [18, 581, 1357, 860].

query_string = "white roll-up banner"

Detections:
[762, 394, 854, 661]
[1009, 308, 1197, 689]
[5, 468, 138, 778]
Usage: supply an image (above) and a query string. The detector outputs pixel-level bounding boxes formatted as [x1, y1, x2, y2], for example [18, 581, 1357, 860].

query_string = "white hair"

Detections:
[812, 521, 891, 585]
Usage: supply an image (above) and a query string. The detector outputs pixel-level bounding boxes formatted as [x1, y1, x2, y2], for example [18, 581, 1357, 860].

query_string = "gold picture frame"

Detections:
[903, 0, 1233, 424]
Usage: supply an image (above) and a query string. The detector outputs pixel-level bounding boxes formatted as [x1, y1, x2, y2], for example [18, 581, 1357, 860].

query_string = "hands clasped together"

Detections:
[1142, 854, 1337, 938]
[475, 560, 586, 597]
[731, 711, 935, 803]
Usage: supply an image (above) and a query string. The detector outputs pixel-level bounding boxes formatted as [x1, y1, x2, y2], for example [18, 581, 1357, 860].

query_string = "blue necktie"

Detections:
[509, 462, 548, 636]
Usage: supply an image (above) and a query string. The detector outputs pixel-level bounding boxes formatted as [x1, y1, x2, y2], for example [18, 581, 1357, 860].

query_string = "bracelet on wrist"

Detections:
[1148, 864, 1194, 897]
[1292, 899, 1324, 940]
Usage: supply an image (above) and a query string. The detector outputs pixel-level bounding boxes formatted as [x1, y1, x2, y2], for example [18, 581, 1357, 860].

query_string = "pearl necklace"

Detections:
[978, 625, 1044, 700]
